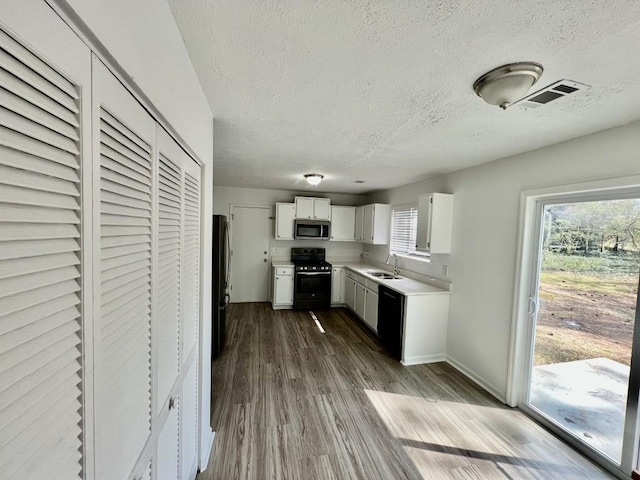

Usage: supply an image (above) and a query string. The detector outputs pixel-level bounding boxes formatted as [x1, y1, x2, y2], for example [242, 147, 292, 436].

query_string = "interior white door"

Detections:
[230, 206, 271, 302]
[0, 6, 91, 478]
[155, 127, 183, 412]
[93, 57, 155, 480]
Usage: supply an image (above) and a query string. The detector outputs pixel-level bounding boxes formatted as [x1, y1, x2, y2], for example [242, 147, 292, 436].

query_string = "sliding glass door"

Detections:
[524, 196, 640, 476]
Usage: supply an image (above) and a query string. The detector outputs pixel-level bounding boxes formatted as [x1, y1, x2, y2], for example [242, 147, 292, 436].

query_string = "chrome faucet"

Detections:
[385, 253, 400, 278]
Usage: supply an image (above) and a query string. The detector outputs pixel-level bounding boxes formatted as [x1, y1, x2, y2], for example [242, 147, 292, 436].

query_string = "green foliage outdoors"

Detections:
[534, 198, 640, 367]
[542, 251, 640, 276]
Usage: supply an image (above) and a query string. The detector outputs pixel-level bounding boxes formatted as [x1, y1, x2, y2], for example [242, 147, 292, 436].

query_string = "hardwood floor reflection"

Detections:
[200, 303, 613, 480]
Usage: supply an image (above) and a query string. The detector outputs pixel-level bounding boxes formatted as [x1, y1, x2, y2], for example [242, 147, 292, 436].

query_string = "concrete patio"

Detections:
[530, 357, 629, 462]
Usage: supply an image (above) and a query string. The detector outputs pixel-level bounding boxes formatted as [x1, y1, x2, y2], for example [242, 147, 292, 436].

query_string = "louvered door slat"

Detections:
[0, 88, 79, 140]
[0, 144, 79, 181]
[0, 341, 79, 410]
[0, 293, 80, 338]
[101, 177, 150, 202]
[181, 170, 200, 361]
[0, 304, 79, 354]
[0, 29, 77, 100]
[97, 104, 152, 480]
[0, 67, 78, 126]
[0, 29, 83, 478]
[0, 183, 80, 209]
[101, 108, 150, 154]
[2, 386, 81, 477]
[1, 106, 79, 154]
[156, 153, 181, 409]
[101, 124, 151, 163]
[0, 265, 79, 300]
[0, 54, 78, 114]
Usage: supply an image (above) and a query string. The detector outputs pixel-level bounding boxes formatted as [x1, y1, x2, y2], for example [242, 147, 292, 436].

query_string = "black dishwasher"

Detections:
[377, 285, 405, 360]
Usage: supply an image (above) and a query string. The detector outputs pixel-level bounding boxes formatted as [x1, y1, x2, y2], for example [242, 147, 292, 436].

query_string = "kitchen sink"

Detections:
[369, 272, 401, 280]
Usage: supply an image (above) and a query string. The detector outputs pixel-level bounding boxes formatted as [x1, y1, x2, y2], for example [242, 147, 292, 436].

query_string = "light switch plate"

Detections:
[442, 265, 449, 276]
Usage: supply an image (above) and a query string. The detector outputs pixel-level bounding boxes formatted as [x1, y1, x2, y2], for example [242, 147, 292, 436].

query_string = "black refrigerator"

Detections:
[212, 215, 230, 359]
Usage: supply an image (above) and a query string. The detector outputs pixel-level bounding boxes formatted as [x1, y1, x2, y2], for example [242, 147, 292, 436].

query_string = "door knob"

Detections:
[264, 258, 267, 262]
[264, 251, 267, 254]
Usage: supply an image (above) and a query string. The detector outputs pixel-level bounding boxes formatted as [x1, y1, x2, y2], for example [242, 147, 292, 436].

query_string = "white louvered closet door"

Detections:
[93, 57, 155, 480]
[181, 158, 201, 480]
[182, 161, 201, 365]
[155, 127, 183, 413]
[0, 4, 92, 479]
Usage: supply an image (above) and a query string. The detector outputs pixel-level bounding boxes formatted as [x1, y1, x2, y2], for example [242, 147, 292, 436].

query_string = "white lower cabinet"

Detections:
[364, 286, 379, 332]
[332, 267, 344, 304]
[344, 276, 356, 310]
[355, 282, 367, 319]
[272, 266, 294, 307]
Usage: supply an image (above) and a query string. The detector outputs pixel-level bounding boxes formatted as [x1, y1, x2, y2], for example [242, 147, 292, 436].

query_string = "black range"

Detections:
[291, 247, 332, 310]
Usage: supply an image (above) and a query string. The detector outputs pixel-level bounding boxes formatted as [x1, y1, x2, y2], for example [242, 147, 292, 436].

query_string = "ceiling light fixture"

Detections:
[304, 173, 324, 186]
[473, 62, 544, 110]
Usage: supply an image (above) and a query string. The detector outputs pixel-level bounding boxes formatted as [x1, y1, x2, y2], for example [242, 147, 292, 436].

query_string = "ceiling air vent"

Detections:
[513, 80, 590, 110]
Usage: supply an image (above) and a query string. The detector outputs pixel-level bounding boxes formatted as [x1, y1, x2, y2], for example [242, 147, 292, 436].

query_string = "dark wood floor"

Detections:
[200, 303, 613, 480]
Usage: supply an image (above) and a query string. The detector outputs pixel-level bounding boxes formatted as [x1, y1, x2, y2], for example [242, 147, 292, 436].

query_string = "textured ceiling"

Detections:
[167, 0, 640, 193]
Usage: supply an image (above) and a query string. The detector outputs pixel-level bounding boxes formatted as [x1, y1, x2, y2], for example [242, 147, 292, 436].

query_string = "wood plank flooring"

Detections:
[200, 303, 614, 480]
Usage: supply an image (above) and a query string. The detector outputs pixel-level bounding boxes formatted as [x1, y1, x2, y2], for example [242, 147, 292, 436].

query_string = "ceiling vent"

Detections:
[513, 80, 590, 110]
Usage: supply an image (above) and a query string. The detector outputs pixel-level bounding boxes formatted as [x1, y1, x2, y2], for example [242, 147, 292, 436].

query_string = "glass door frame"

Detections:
[507, 177, 640, 479]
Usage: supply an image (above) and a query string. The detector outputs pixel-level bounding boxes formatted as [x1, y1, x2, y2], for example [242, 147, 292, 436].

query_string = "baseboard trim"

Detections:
[401, 354, 446, 366]
[199, 428, 215, 473]
[446, 355, 506, 404]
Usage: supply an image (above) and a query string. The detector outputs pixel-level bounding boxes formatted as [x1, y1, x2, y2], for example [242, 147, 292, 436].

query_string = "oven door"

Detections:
[293, 271, 331, 309]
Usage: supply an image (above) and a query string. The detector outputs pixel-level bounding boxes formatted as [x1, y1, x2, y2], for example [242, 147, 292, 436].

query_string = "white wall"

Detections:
[214, 186, 365, 261]
[368, 121, 640, 401]
[49, 0, 216, 467]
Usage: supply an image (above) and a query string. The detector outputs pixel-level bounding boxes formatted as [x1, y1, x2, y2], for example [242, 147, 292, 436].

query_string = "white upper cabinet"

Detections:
[275, 202, 295, 240]
[295, 196, 314, 219]
[330, 206, 356, 241]
[416, 193, 454, 254]
[295, 196, 330, 220]
[355, 206, 364, 242]
[361, 203, 391, 245]
[313, 197, 331, 220]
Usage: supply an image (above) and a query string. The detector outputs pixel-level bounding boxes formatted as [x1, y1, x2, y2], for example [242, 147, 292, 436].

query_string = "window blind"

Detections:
[390, 206, 418, 255]
[0, 27, 83, 479]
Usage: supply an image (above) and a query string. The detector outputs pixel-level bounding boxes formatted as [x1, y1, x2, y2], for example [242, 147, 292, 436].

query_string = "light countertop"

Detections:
[342, 263, 450, 296]
[272, 259, 450, 296]
[271, 260, 294, 267]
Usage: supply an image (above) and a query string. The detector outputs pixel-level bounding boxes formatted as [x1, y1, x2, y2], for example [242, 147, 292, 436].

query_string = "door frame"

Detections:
[228, 203, 273, 302]
[508, 174, 640, 478]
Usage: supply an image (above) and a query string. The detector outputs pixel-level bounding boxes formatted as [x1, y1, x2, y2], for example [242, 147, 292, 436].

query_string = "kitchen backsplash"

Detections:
[271, 240, 363, 261]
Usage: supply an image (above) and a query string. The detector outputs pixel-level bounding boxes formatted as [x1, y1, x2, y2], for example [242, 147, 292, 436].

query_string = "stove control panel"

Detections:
[295, 264, 331, 272]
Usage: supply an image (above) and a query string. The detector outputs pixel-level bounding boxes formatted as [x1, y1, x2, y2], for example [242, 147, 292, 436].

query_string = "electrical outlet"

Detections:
[442, 265, 449, 277]
[272, 247, 278, 255]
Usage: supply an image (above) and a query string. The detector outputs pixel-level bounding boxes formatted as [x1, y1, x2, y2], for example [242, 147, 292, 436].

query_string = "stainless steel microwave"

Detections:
[294, 220, 331, 240]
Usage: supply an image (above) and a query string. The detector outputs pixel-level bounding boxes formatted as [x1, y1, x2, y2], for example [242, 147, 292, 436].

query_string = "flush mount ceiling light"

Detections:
[473, 62, 544, 110]
[304, 173, 324, 186]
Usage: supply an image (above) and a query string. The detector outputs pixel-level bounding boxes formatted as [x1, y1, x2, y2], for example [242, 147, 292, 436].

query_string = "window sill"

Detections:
[392, 252, 432, 264]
